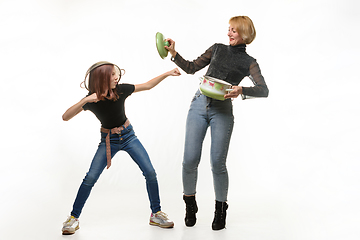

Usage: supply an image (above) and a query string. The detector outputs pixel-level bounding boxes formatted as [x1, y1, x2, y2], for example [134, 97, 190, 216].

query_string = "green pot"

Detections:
[199, 76, 233, 101]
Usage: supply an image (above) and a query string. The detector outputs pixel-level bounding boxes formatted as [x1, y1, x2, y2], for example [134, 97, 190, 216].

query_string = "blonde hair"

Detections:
[229, 16, 256, 44]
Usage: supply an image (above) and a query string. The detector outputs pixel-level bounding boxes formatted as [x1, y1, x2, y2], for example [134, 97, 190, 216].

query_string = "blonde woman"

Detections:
[165, 16, 269, 230]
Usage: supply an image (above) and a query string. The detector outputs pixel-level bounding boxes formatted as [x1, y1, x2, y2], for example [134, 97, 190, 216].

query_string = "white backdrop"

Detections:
[1, 0, 359, 239]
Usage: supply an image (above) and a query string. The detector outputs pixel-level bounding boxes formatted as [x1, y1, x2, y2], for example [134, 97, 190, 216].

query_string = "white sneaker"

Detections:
[149, 211, 174, 228]
[62, 216, 79, 235]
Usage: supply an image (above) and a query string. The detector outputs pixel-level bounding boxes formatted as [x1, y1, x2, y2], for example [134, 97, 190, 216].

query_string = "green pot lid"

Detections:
[156, 32, 169, 59]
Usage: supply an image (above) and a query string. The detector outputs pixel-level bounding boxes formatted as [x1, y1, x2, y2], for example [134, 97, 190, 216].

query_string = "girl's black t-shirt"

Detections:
[83, 84, 135, 129]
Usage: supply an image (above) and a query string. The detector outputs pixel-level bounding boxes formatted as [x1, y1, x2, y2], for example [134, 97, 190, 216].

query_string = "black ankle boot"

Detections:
[212, 201, 228, 230]
[183, 195, 198, 227]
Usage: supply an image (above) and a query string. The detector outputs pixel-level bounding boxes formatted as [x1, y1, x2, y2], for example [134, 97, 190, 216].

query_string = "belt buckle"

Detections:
[116, 129, 121, 135]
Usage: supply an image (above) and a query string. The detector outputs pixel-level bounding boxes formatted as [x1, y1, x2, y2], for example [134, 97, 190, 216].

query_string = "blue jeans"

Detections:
[183, 91, 234, 202]
[71, 124, 161, 218]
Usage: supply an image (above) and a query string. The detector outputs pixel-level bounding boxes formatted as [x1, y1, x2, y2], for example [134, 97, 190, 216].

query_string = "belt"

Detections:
[100, 119, 130, 169]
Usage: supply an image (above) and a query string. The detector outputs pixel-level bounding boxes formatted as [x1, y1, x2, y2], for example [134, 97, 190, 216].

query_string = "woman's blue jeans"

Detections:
[183, 91, 234, 202]
[71, 124, 161, 218]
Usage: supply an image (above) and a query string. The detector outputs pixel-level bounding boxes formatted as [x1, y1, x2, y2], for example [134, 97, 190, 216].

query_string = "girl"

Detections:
[61, 61, 180, 235]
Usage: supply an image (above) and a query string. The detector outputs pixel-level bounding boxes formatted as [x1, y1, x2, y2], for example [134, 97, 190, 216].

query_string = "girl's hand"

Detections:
[168, 68, 181, 76]
[134, 68, 181, 93]
[62, 93, 98, 121]
[85, 93, 99, 103]
[224, 86, 242, 99]
[164, 38, 177, 58]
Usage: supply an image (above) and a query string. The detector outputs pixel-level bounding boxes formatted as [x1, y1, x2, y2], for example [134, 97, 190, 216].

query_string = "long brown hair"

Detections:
[81, 62, 124, 101]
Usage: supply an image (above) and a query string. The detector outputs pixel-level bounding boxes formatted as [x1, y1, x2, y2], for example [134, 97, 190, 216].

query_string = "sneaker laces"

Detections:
[64, 216, 75, 225]
[156, 211, 169, 220]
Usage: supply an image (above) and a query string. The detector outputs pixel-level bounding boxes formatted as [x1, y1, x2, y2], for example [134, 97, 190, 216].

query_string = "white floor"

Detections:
[2, 178, 359, 240]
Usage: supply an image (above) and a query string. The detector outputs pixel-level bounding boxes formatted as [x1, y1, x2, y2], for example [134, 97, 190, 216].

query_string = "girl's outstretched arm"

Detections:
[62, 93, 98, 121]
[134, 68, 180, 93]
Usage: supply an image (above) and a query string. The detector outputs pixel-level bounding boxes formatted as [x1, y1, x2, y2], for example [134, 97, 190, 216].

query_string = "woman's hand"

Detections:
[224, 86, 243, 99]
[165, 38, 177, 58]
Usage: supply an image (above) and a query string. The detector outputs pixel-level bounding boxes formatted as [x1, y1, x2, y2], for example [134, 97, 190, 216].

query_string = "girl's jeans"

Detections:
[71, 124, 161, 218]
[183, 91, 234, 202]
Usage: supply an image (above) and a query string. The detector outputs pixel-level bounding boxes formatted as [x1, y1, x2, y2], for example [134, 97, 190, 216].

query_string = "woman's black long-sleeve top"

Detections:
[172, 43, 269, 97]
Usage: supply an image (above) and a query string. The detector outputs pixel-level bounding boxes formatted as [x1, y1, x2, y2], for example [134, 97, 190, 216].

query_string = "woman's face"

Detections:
[228, 24, 244, 46]
[110, 66, 119, 89]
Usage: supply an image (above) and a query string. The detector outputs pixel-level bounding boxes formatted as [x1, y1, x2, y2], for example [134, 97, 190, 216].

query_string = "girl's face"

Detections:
[228, 24, 244, 46]
[110, 66, 120, 89]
